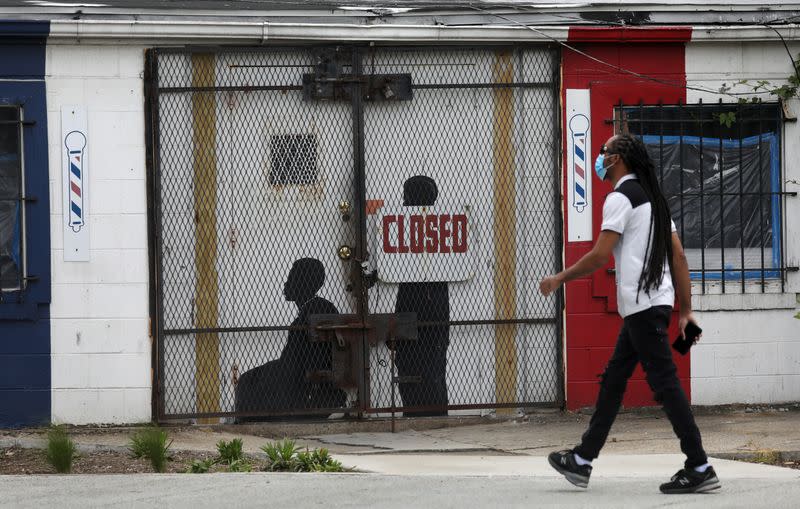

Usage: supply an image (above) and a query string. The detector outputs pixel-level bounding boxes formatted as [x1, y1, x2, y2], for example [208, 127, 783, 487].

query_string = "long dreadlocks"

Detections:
[610, 134, 674, 296]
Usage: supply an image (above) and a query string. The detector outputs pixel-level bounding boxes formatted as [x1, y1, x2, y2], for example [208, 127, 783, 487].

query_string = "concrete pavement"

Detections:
[332, 453, 798, 477]
[4, 408, 798, 459]
[309, 411, 800, 457]
[1, 455, 798, 509]
[3, 409, 800, 507]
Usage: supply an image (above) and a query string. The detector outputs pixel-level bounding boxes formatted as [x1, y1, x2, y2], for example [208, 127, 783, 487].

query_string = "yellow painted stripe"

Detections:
[491, 50, 518, 413]
[191, 53, 221, 421]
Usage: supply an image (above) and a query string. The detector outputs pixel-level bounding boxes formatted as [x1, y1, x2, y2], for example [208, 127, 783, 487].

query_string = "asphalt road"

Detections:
[3, 467, 799, 509]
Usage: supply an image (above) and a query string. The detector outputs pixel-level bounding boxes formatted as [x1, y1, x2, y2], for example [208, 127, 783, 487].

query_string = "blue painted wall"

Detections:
[0, 20, 51, 427]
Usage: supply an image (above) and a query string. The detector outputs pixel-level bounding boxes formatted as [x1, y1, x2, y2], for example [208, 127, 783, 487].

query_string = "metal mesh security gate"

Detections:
[146, 45, 563, 422]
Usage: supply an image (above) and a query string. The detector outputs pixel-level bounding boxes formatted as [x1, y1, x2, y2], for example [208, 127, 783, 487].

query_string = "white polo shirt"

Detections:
[601, 174, 677, 318]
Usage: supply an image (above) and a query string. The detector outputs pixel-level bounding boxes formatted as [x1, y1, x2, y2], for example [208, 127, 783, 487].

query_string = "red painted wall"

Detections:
[562, 28, 692, 410]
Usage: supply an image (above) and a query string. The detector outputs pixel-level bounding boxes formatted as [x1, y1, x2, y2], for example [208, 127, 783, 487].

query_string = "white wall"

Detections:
[47, 44, 151, 424]
[686, 41, 800, 405]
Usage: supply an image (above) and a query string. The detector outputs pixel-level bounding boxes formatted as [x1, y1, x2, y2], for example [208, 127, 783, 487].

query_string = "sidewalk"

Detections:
[3, 409, 799, 507]
[2, 407, 798, 464]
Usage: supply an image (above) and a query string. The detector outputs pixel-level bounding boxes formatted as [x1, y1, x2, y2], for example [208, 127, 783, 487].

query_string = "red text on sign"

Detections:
[382, 214, 468, 254]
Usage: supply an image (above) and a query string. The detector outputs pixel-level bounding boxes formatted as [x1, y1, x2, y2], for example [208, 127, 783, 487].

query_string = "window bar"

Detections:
[658, 101, 664, 184]
[610, 117, 776, 124]
[16, 108, 23, 301]
[638, 101, 646, 188]
[0, 197, 4, 299]
[678, 101, 686, 253]
[778, 102, 786, 293]
[718, 100, 725, 293]
[638, 99, 645, 138]
[737, 100, 745, 291]
[698, 99, 706, 293]
[757, 103, 765, 291]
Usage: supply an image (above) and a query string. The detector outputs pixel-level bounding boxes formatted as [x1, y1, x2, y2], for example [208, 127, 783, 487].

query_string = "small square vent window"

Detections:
[269, 134, 318, 186]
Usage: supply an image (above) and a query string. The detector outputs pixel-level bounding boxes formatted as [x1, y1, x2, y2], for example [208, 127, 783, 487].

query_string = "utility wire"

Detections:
[466, 5, 798, 99]
[762, 24, 800, 91]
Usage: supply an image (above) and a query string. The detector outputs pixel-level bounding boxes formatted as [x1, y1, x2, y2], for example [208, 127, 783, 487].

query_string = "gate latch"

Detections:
[302, 50, 413, 102]
[303, 73, 413, 102]
[306, 313, 418, 389]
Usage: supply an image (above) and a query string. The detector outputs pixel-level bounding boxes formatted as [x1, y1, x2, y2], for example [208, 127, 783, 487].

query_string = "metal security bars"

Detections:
[613, 100, 797, 294]
[146, 45, 563, 422]
[0, 105, 26, 298]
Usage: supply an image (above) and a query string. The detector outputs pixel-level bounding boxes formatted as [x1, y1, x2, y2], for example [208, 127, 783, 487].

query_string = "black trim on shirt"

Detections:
[615, 179, 649, 209]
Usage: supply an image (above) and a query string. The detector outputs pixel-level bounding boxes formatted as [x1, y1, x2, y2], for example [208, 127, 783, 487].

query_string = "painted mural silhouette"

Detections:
[235, 258, 346, 420]
[394, 175, 450, 416]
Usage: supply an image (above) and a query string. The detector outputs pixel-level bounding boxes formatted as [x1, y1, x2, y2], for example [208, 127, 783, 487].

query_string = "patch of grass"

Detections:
[45, 426, 77, 474]
[216, 438, 244, 465]
[129, 427, 172, 473]
[753, 449, 783, 465]
[261, 439, 344, 472]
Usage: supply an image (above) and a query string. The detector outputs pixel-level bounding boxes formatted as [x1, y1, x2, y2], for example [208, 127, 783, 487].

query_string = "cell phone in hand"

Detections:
[672, 321, 702, 355]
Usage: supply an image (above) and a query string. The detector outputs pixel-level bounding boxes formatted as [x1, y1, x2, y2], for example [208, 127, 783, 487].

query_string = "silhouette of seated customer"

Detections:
[235, 258, 346, 421]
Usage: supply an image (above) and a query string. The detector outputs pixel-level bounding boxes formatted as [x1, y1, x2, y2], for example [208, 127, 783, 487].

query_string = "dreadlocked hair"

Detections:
[611, 134, 674, 297]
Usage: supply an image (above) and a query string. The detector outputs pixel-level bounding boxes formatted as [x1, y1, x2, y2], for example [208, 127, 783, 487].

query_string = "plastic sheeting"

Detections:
[643, 134, 779, 272]
[0, 150, 21, 291]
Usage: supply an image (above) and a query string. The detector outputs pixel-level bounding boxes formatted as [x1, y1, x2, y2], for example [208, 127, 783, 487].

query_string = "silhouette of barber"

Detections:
[394, 176, 450, 416]
[235, 258, 346, 420]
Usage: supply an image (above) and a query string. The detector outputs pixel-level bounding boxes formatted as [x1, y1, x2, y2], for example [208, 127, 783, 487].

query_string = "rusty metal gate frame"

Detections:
[145, 44, 564, 422]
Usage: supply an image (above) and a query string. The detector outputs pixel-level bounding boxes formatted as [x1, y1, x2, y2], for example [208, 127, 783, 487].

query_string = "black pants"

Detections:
[395, 339, 449, 417]
[573, 305, 708, 469]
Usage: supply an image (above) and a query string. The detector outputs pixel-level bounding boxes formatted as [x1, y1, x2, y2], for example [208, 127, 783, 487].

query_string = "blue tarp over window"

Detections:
[643, 134, 780, 280]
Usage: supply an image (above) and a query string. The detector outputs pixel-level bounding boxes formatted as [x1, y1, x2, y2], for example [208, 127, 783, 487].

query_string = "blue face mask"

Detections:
[594, 153, 612, 181]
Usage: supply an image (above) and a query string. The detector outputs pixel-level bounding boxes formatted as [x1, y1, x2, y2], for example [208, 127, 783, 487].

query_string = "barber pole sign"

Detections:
[62, 107, 90, 261]
[375, 206, 475, 283]
[566, 89, 593, 242]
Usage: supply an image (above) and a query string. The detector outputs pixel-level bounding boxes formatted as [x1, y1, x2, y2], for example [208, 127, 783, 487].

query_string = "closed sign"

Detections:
[375, 206, 475, 283]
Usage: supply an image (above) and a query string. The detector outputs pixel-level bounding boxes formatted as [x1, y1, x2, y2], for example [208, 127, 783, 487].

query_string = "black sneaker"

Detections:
[548, 450, 592, 488]
[659, 467, 721, 494]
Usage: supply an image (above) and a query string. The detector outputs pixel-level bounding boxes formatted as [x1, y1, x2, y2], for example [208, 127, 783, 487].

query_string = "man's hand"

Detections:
[537, 231, 619, 297]
[678, 311, 701, 341]
[539, 274, 563, 296]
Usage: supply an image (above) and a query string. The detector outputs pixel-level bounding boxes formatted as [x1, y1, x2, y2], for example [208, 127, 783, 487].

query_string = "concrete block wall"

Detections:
[35, 38, 800, 425]
[686, 40, 800, 405]
[46, 44, 151, 424]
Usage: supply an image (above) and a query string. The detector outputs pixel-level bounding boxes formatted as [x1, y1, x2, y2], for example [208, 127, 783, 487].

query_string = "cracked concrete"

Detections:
[2, 408, 798, 461]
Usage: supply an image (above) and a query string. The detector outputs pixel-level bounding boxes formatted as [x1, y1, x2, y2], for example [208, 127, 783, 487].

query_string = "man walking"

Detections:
[539, 134, 720, 494]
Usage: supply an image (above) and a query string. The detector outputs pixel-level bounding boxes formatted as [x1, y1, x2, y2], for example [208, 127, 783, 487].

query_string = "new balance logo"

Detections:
[561, 457, 567, 465]
[679, 478, 690, 485]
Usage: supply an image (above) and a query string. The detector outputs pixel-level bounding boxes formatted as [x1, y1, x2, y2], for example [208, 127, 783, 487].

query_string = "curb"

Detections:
[712, 450, 800, 463]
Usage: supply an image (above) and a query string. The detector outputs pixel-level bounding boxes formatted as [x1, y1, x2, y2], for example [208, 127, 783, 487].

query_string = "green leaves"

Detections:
[296, 447, 344, 472]
[261, 439, 344, 472]
[129, 427, 172, 473]
[718, 54, 800, 101]
[714, 111, 737, 127]
[45, 426, 77, 474]
[216, 438, 244, 465]
[186, 458, 215, 473]
[227, 459, 253, 472]
[261, 439, 301, 472]
[184, 437, 346, 473]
